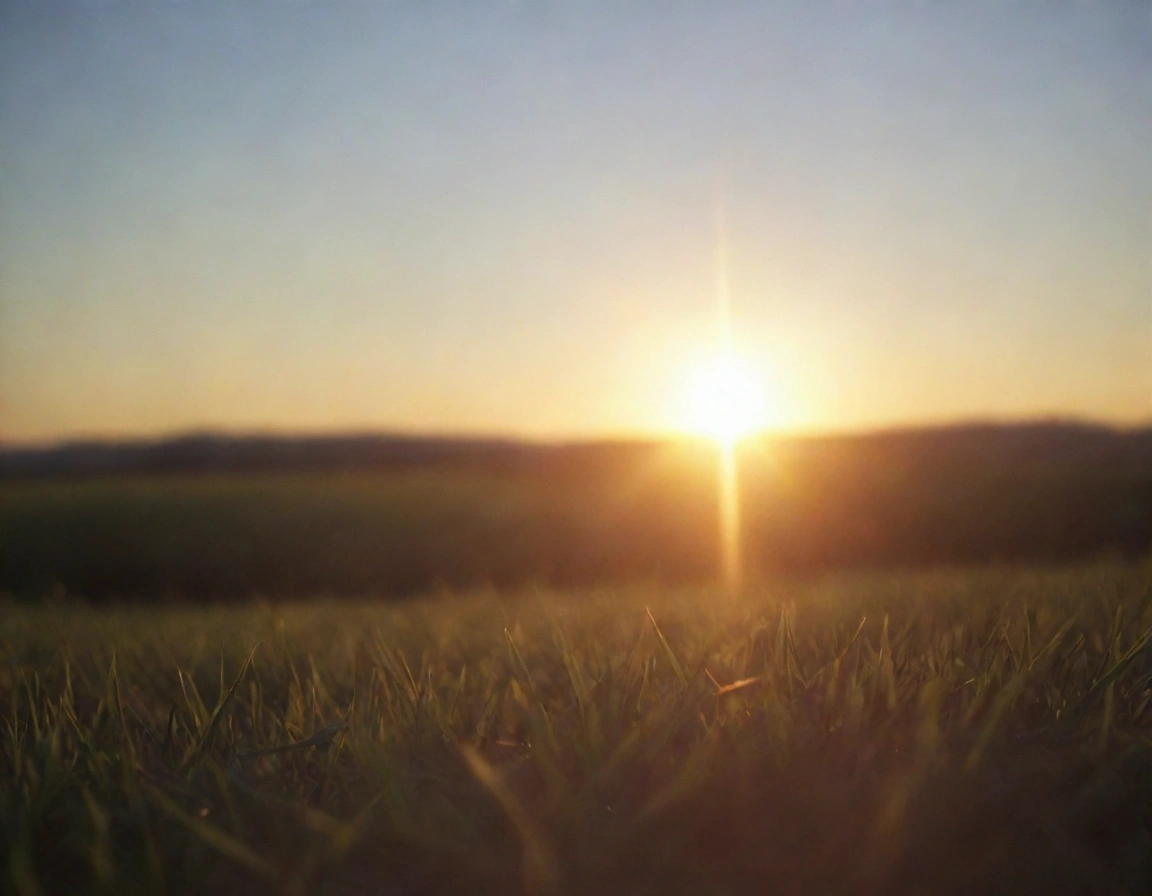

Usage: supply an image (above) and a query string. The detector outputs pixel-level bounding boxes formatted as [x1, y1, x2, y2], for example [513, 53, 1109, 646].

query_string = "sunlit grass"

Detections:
[3, 563, 1152, 894]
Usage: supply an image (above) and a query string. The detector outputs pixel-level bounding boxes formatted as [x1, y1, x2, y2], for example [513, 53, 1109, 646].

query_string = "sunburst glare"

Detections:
[682, 354, 769, 448]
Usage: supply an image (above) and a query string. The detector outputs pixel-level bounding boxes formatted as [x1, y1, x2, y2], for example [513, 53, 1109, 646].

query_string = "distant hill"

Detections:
[0, 432, 533, 478]
[3, 421, 1150, 480]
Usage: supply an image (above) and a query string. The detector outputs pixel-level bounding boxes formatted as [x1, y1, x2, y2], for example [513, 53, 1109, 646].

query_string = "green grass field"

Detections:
[5, 563, 1152, 895]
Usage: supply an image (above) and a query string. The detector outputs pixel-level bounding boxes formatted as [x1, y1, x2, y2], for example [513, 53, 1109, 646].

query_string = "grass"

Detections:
[4, 562, 1152, 895]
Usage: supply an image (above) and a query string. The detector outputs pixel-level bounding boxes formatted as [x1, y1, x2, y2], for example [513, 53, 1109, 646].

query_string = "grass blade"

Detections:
[147, 785, 278, 881]
[646, 607, 688, 689]
[180, 643, 260, 773]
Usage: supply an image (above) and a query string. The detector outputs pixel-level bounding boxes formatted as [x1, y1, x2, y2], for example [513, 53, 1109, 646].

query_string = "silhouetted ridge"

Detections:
[3, 422, 1149, 479]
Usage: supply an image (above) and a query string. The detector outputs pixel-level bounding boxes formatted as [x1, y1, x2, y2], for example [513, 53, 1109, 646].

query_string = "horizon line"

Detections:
[4, 413, 1151, 453]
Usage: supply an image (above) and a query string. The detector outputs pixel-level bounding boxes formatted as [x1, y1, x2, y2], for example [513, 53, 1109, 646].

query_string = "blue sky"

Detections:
[2, 0, 1150, 442]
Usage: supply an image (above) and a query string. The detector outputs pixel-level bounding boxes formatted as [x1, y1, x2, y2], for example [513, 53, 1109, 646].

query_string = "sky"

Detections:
[1, 0, 1150, 444]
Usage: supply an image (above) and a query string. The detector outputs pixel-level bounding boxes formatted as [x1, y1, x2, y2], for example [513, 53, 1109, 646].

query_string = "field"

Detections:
[5, 562, 1152, 895]
[4, 425, 1151, 602]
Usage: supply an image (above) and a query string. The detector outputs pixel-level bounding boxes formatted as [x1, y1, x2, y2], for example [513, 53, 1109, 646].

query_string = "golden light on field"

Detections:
[679, 354, 770, 593]
[717, 436, 742, 593]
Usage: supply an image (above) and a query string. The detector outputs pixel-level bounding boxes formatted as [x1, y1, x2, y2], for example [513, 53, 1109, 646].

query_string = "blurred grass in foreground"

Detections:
[4, 562, 1152, 894]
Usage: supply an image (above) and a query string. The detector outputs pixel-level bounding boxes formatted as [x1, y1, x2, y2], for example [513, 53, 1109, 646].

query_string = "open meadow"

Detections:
[5, 3, 1151, 893]
[5, 562, 1152, 895]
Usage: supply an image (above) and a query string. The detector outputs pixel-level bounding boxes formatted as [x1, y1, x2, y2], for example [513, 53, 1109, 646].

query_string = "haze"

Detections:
[2, 0, 1150, 444]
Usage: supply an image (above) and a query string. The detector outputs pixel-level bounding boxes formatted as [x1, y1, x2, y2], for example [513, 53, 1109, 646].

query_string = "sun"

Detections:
[682, 354, 769, 446]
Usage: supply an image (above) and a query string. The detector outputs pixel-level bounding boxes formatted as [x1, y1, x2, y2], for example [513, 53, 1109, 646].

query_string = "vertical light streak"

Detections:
[719, 437, 742, 593]
[715, 196, 743, 594]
